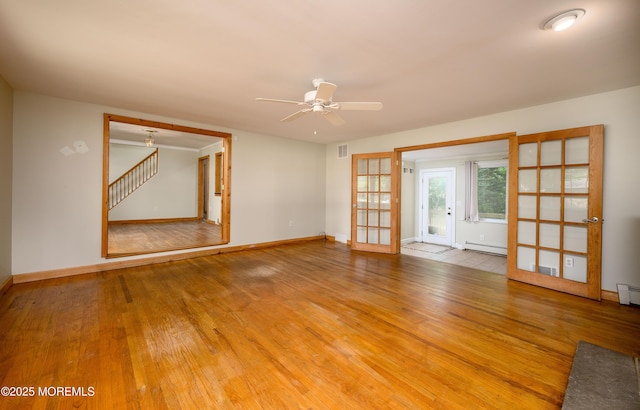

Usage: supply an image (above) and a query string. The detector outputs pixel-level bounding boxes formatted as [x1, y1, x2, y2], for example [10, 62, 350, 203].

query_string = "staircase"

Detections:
[109, 148, 158, 210]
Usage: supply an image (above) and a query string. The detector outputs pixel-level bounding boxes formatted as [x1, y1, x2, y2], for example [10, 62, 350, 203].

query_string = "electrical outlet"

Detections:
[565, 256, 574, 268]
[479, 234, 485, 241]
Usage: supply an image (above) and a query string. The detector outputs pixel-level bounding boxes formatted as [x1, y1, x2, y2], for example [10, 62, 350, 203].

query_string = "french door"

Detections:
[420, 168, 455, 246]
[507, 125, 604, 300]
[351, 152, 398, 253]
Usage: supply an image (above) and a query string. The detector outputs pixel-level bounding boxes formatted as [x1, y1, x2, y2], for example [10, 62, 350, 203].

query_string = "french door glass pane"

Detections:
[518, 195, 537, 219]
[564, 254, 587, 283]
[540, 140, 562, 166]
[565, 137, 589, 164]
[357, 159, 367, 175]
[357, 193, 367, 209]
[564, 197, 588, 223]
[539, 223, 560, 249]
[564, 226, 587, 253]
[540, 196, 561, 221]
[380, 211, 391, 228]
[369, 159, 379, 174]
[357, 176, 367, 192]
[517, 246, 536, 271]
[565, 167, 589, 193]
[380, 193, 391, 210]
[368, 210, 379, 226]
[519, 143, 538, 167]
[368, 228, 379, 243]
[539, 250, 560, 276]
[540, 168, 561, 193]
[518, 169, 537, 192]
[380, 158, 391, 174]
[368, 176, 379, 191]
[380, 228, 391, 245]
[518, 221, 537, 246]
[368, 193, 379, 208]
[380, 175, 391, 192]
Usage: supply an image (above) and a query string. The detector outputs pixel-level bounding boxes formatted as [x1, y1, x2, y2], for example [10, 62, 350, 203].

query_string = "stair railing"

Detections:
[108, 148, 158, 210]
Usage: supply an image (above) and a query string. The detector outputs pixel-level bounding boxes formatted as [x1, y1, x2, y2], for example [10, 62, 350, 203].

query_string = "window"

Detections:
[477, 161, 508, 221]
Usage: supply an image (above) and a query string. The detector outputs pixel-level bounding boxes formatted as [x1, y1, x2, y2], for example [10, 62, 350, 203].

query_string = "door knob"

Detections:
[581, 217, 599, 223]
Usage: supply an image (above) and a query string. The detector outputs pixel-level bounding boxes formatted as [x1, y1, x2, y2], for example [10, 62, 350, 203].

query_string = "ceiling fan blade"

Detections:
[323, 111, 345, 126]
[335, 101, 383, 111]
[314, 82, 337, 102]
[281, 108, 311, 122]
[256, 97, 305, 105]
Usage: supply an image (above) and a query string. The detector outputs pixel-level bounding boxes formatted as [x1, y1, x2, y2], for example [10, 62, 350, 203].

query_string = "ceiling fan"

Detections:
[256, 79, 383, 126]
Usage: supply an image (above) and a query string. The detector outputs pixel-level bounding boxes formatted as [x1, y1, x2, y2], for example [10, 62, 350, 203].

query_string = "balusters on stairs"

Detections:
[108, 148, 158, 209]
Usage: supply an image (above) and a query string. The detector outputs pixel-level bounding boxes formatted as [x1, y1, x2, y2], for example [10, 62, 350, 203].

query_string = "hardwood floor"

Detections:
[1, 241, 638, 409]
[108, 220, 223, 255]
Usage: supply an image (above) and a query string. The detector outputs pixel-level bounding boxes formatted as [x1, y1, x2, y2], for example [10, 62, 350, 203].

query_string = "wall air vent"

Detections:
[537, 265, 559, 277]
[337, 143, 348, 159]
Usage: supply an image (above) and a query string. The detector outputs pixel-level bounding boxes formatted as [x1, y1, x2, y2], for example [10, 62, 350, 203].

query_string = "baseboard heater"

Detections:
[464, 241, 507, 256]
[617, 283, 640, 306]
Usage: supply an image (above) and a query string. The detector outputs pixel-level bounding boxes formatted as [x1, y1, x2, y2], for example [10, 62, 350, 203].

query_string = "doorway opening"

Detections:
[198, 156, 210, 221]
[397, 134, 512, 274]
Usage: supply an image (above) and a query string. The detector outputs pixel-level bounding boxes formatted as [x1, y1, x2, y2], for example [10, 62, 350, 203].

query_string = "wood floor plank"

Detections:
[108, 220, 223, 256]
[1, 240, 639, 409]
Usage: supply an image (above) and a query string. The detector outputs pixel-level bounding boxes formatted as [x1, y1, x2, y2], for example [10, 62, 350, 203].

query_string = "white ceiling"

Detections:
[1, 1, 638, 144]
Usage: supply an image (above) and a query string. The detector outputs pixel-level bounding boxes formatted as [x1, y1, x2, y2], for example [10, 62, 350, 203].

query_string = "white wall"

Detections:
[325, 86, 640, 292]
[108, 143, 154, 181]
[230, 130, 327, 244]
[0, 75, 12, 285]
[108, 144, 200, 220]
[400, 160, 416, 242]
[12, 91, 326, 275]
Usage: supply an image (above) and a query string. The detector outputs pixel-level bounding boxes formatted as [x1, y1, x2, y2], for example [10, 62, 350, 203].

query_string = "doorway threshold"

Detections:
[401, 242, 506, 275]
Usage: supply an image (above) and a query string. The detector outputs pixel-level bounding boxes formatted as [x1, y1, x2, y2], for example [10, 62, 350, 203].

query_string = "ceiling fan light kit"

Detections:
[256, 79, 382, 126]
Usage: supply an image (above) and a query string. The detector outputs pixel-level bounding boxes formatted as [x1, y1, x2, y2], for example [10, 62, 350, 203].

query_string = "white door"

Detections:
[420, 168, 455, 246]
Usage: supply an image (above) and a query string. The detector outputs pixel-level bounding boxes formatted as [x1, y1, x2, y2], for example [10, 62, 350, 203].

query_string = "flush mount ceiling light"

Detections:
[144, 129, 157, 147]
[544, 9, 585, 31]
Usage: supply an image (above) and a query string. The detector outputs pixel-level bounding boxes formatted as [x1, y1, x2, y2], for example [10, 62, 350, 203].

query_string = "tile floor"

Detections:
[401, 242, 507, 275]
